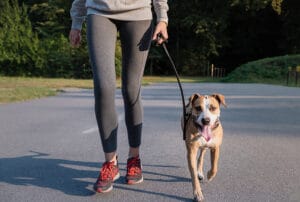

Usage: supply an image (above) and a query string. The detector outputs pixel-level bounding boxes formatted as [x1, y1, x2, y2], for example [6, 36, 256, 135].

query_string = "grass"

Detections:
[0, 77, 93, 103]
[0, 76, 218, 104]
[223, 54, 300, 86]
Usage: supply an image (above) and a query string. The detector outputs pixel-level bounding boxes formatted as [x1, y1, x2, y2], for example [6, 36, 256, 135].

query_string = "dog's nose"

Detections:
[202, 117, 210, 125]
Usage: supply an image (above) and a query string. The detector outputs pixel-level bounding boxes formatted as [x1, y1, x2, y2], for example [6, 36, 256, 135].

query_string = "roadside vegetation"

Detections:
[223, 54, 300, 86]
[0, 77, 93, 103]
[0, 76, 221, 104]
[1, 0, 300, 77]
[1, 0, 300, 103]
[2, 53, 300, 103]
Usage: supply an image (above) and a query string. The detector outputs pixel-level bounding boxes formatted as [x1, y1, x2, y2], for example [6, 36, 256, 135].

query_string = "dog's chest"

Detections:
[187, 132, 216, 148]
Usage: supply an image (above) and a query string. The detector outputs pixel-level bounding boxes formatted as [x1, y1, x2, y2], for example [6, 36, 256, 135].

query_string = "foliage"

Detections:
[215, 1, 284, 73]
[0, 0, 42, 76]
[165, 0, 231, 76]
[223, 54, 300, 83]
[280, 0, 300, 54]
[22, 0, 71, 37]
[0, 0, 300, 78]
[271, 0, 284, 14]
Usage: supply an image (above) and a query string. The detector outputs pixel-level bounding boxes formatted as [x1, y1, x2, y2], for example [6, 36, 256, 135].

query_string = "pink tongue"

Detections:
[202, 125, 211, 141]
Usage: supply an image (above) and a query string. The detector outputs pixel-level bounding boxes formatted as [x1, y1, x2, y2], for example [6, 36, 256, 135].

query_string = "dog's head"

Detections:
[187, 93, 226, 141]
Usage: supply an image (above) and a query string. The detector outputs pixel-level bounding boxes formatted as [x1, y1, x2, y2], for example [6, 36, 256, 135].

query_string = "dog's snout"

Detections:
[202, 117, 210, 125]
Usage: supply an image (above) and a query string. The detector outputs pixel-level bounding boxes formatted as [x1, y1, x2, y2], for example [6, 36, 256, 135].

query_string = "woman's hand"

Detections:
[69, 29, 82, 48]
[152, 21, 168, 45]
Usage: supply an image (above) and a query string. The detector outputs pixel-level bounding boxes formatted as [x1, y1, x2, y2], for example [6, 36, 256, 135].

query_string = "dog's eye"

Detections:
[210, 106, 217, 111]
[195, 106, 202, 111]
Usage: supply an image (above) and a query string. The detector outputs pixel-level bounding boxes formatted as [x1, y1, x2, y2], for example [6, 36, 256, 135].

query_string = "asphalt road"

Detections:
[1, 83, 300, 202]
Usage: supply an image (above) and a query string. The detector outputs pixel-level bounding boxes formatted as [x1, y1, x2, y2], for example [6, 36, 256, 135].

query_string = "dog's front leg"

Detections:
[197, 148, 206, 181]
[187, 148, 204, 202]
[208, 147, 220, 181]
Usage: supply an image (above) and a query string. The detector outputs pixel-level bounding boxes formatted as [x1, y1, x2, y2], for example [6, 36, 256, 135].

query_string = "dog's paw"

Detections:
[193, 190, 204, 202]
[198, 172, 204, 181]
[207, 170, 216, 182]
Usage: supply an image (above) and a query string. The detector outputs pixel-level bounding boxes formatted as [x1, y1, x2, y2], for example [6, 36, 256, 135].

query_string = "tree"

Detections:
[165, 0, 231, 75]
[19, 0, 71, 38]
[0, 0, 42, 76]
[1, 0, 298, 77]
[280, 0, 300, 54]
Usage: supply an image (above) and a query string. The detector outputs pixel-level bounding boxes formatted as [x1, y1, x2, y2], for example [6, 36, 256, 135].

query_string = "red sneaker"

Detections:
[94, 160, 120, 193]
[126, 156, 143, 185]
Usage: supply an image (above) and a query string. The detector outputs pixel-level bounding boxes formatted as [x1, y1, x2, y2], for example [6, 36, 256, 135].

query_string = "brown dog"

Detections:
[182, 93, 226, 202]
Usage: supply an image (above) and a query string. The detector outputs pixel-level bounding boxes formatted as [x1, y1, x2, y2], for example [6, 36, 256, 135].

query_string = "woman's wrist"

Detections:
[157, 20, 168, 27]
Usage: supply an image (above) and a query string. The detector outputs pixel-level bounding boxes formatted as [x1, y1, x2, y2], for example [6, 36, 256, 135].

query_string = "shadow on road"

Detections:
[0, 151, 190, 200]
[0, 151, 96, 196]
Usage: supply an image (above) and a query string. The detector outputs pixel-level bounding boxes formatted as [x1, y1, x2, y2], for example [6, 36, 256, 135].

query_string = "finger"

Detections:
[157, 38, 164, 45]
[70, 37, 77, 47]
[70, 34, 81, 47]
[73, 39, 80, 47]
[152, 30, 159, 41]
[69, 33, 76, 45]
[159, 28, 168, 40]
[162, 31, 168, 41]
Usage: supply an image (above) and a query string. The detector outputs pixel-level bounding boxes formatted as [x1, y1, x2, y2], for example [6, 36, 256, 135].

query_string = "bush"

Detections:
[0, 0, 121, 78]
[223, 54, 300, 83]
[0, 0, 42, 76]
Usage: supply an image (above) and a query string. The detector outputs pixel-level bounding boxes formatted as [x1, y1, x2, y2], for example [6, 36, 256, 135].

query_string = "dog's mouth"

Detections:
[194, 121, 212, 142]
[200, 125, 212, 142]
[192, 114, 219, 142]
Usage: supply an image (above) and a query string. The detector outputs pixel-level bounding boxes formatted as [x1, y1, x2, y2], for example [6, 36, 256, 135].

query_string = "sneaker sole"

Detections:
[94, 172, 120, 193]
[126, 176, 143, 185]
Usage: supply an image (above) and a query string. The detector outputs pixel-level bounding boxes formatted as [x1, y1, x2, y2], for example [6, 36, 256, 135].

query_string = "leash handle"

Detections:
[156, 33, 168, 45]
[157, 34, 187, 140]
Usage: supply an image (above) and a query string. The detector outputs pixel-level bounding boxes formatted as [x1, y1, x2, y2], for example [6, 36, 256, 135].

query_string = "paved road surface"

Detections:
[1, 83, 300, 202]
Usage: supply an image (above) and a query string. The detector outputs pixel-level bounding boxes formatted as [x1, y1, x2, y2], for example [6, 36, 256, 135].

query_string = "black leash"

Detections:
[156, 36, 188, 140]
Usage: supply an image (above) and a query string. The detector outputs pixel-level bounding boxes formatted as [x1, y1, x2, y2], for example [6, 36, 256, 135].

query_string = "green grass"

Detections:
[0, 87, 57, 103]
[223, 54, 300, 86]
[0, 76, 217, 104]
[0, 77, 93, 104]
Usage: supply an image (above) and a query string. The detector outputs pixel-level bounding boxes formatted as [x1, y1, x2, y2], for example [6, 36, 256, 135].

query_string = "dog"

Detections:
[182, 93, 226, 202]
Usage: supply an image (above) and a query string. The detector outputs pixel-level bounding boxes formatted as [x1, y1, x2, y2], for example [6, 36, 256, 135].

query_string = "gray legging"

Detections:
[87, 14, 153, 153]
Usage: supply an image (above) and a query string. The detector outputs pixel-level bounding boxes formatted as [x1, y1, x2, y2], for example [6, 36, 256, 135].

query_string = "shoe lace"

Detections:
[127, 157, 141, 176]
[99, 161, 115, 181]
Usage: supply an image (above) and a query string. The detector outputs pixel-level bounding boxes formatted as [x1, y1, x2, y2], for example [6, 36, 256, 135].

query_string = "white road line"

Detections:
[82, 127, 98, 134]
[227, 95, 300, 99]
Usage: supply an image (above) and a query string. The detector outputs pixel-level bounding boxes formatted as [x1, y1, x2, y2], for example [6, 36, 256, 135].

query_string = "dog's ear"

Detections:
[189, 93, 201, 105]
[186, 93, 200, 109]
[211, 94, 227, 107]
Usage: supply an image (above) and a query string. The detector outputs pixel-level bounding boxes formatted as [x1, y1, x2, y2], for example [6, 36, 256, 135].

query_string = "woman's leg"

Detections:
[87, 15, 118, 162]
[119, 20, 153, 157]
